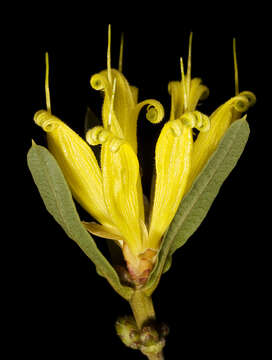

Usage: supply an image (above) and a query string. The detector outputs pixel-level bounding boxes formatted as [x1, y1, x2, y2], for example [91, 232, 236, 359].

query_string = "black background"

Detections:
[10, 5, 268, 359]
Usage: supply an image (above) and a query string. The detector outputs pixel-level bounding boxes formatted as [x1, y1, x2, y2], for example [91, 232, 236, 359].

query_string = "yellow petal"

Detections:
[147, 118, 194, 250]
[168, 77, 209, 120]
[34, 110, 111, 226]
[90, 69, 136, 144]
[87, 126, 145, 256]
[86, 126, 145, 224]
[134, 99, 165, 125]
[186, 91, 256, 191]
[90, 69, 164, 154]
[130, 85, 139, 104]
[103, 139, 145, 255]
[83, 221, 124, 244]
[188, 78, 209, 111]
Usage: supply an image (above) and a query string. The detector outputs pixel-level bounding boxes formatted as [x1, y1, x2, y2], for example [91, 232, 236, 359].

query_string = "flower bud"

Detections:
[140, 339, 166, 356]
[115, 316, 140, 350]
[140, 325, 160, 346]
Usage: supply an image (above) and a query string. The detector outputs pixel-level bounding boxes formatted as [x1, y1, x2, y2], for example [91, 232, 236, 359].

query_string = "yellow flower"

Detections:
[185, 39, 256, 191]
[147, 111, 209, 251]
[33, 28, 166, 284]
[33, 29, 255, 286]
[186, 91, 256, 190]
[89, 25, 164, 154]
[168, 33, 209, 119]
[34, 110, 111, 229]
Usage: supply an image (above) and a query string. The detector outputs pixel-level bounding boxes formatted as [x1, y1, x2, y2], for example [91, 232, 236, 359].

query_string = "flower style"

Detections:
[33, 29, 255, 286]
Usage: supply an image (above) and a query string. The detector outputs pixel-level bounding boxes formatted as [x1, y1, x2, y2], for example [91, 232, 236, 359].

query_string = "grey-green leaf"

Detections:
[143, 118, 250, 296]
[27, 142, 133, 300]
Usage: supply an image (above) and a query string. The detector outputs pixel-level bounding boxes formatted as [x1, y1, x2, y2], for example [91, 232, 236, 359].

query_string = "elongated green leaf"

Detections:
[27, 142, 133, 300]
[143, 118, 250, 296]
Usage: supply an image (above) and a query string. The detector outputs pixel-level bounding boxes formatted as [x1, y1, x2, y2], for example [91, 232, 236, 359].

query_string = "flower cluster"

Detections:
[34, 29, 255, 285]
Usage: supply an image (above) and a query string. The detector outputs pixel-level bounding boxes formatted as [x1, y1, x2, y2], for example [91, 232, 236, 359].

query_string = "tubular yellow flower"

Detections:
[29, 30, 259, 360]
[168, 33, 209, 121]
[33, 42, 164, 283]
[90, 68, 164, 154]
[90, 25, 164, 154]
[147, 112, 210, 250]
[145, 35, 210, 250]
[33, 110, 113, 228]
[87, 127, 145, 257]
[86, 125, 152, 281]
[33, 54, 114, 230]
[168, 77, 209, 120]
[33, 31, 255, 288]
[167, 36, 256, 194]
[185, 39, 256, 191]
[186, 91, 256, 190]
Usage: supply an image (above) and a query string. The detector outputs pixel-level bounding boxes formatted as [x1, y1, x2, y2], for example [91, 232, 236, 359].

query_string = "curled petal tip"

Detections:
[90, 73, 106, 90]
[135, 100, 164, 125]
[239, 91, 256, 107]
[146, 105, 162, 124]
[34, 110, 60, 132]
[233, 91, 256, 113]
[180, 112, 197, 128]
[86, 126, 125, 153]
[179, 111, 210, 132]
[194, 111, 210, 132]
[108, 137, 125, 153]
[86, 126, 106, 145]
[33, 109, 46, 125]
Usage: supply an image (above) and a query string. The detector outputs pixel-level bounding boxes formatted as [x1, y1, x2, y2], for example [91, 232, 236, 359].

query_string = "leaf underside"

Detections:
[27, 143, 133, 300]
[143, 118, 250, 296]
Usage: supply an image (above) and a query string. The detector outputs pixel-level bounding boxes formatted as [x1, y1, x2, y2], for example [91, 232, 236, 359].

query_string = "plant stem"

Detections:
[129, 290, 165, 360]
[129, 290, 155, 328]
